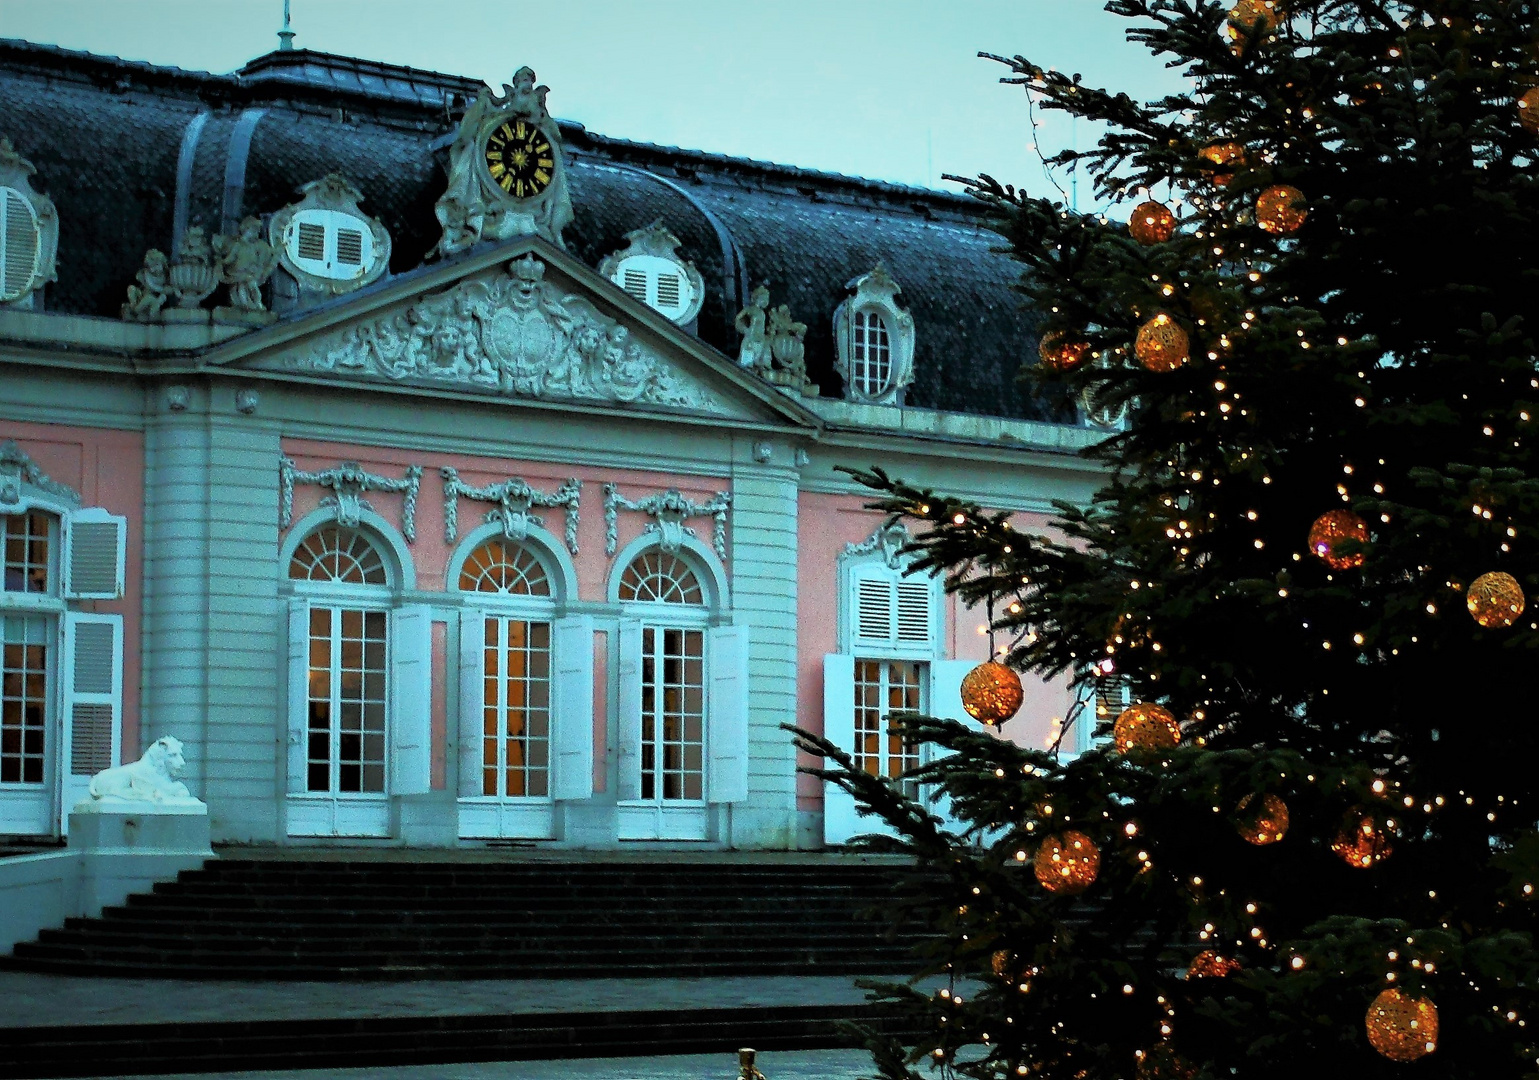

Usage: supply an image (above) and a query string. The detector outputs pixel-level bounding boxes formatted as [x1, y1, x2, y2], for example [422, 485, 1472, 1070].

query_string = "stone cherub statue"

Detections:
[736, 286, 817, 397]
[213, 215, 279, 313]
[121, 248, 170, 321]
[734, 285, 771, 372]
[435, 66, 573, 257]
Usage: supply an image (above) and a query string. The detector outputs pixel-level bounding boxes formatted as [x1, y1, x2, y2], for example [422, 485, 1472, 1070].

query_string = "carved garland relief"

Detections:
[603, 482, 731, 561]
[279, 255, 717, 412]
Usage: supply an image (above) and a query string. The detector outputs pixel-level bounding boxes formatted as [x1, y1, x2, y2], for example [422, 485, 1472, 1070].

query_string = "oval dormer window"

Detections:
[611, 254, 696, 323]
[283, 208, 375, 282]
[0, 186, 41, 303]
[848, 309, 893, 398]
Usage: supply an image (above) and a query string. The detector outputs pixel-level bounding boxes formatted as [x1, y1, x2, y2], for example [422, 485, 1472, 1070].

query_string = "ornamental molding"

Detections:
[275, 255, 719, 413]
[0, 136, 60, 309]
[0, 439, 79, 511]
[435, 67, 572, 256]
[603, 482, 730, 560]
[841, 520, 910, 570]
[441, 467, 581, 551]
[269, 174, 391, 297]
[279, 457, 422, 543]
[832, 263, 917, 405]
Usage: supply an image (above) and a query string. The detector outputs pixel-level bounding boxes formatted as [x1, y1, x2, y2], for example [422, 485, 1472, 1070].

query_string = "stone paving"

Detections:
[96, 1048, 881, 1080]
[0, 972, 921, 1028]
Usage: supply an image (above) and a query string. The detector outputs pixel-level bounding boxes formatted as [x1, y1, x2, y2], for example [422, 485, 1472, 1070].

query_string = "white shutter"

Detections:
[854, 572, 893, 644]
[821, 653, 860, 845]
[457, 610, 485, 798]
[551, 614, 594, 802]
[60, 611, 123, 819]
[616, 618, 643, 801]
[706, 623, 749, 804]
[389, 604, 433, 795]
[62, 508, 127, 601]
[285, 601, 310, 791]
[926, 658, 976, 826]
[0, 186, 39, 302]
[896, 579, 933, 644]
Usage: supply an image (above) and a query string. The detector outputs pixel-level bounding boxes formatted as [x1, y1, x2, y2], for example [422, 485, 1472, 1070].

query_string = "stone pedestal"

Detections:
[67, 801, 215, 919]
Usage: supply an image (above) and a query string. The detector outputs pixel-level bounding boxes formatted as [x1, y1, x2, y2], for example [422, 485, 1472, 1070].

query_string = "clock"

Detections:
[483, 119, 555, 199]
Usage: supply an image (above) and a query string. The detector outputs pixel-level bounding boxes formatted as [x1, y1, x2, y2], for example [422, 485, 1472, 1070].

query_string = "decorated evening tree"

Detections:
[795, 2, 1539, 1076]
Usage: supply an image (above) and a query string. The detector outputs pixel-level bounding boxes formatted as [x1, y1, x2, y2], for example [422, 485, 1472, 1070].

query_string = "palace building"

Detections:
[0, 38, 1103, 850]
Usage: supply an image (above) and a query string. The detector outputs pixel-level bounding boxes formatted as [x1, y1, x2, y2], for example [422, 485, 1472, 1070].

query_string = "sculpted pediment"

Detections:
[248, 253, 745, 417]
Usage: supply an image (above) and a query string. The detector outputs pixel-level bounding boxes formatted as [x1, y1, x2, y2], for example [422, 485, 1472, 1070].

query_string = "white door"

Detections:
[0, 613, 53, 836]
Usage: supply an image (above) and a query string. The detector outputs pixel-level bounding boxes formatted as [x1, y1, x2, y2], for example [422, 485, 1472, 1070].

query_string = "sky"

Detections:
[0, 0, 1189, 202]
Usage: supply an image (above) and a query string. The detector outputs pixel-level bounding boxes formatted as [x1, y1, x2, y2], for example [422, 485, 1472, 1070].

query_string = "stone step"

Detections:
[0, 1001, 916, 1078]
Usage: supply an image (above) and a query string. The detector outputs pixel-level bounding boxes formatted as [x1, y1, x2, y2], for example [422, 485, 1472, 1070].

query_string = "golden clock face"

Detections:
[484, 119, 554, 199]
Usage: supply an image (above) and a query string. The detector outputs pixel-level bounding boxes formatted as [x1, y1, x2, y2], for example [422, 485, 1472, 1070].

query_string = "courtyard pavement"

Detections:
[0, 972, 914, 1028]
[95, 1048, 879, 1080]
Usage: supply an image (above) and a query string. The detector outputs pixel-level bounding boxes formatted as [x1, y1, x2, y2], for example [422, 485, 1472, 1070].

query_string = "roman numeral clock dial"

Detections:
[483, 120, 555, 199]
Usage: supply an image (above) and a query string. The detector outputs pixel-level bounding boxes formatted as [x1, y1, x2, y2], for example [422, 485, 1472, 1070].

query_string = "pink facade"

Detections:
[6, 422, 144, 758]
[794, 492, 1075, 812]
[280, 438, 732, 801]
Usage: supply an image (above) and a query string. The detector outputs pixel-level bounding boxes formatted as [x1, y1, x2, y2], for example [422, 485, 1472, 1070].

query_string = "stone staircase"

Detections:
[0, 856, 932, 980]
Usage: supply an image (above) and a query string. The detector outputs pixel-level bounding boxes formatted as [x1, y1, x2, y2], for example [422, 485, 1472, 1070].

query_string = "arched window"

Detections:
[614, 544, 746, 841]
[617, 550, 703, 605]
[455, 538, 557, 819]
[458, 538, 551, 596]
[287, 524, 392, 806]
[289, 525, 389, 585]
[849, 309, 893, 398]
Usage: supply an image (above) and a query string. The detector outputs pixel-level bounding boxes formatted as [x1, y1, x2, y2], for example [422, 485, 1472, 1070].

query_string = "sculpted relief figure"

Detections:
[293, 255, 712, 412]
[435, 66, 574, 256]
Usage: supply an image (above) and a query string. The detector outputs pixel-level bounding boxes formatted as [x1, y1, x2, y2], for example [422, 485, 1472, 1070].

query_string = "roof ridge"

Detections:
[0, 37, 980, 208]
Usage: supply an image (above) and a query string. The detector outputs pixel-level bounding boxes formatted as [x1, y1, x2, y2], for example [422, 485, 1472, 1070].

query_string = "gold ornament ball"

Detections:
[1332, 806, 1394, 868]
[1187, 949, 1241, 979]
[1135, 314, 1190, 372]
[1520, 87, 1539, 134]
[1235, 792, 1290, 845]
[1467, 571, 1526, 628]
[1256, 185, 1308, 235]
[1226, 0, 1281, 46]
[1366, 988, 1438, 1062]
[1039, 331, 1091, 373]
[1308, 509, 1369, 570]
[1114, 702, 1181, 753]
[1034, 830, 1101, 894]
[1198, 141, 1247, 186]
[960, 660, 1025, 727]
[990, 949, 1012, 977]
[1128, 200, 1177, 245]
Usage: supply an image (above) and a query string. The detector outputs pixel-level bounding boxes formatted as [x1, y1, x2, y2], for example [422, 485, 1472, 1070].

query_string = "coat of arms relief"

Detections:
[276, 255, 718, 412]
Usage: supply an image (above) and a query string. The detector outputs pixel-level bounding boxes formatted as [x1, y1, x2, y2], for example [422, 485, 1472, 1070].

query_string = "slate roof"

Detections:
[0, 39, 1071, 423]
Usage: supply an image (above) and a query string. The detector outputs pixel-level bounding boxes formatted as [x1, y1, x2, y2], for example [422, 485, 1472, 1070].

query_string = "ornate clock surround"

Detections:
[435, 66, 574, 258]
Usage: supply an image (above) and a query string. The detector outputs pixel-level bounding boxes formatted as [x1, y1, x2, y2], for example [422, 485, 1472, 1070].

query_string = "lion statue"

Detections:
[81, 735, 200, 805]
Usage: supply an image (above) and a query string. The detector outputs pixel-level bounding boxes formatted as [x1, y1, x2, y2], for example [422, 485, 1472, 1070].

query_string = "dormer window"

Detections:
[849, 309, 893, 399]
[283, 209, 375, 281]
[0, 188, 40, 303]
[598, 221, 706, 328]
[612, 254, 694, 321]
[268, 174, 391, 299]
[833, 264, 916, 406]
[0, 138, 58, 309]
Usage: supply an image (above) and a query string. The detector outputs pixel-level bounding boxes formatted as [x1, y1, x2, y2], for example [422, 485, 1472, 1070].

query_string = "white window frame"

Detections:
[0, 186, 41, 304]
[282, 522, 401, 839]
[282, 208, 377, 283]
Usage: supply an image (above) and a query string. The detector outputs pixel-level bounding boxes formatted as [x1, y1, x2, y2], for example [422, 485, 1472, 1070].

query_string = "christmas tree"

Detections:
[794, 2, 1539, 1076]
